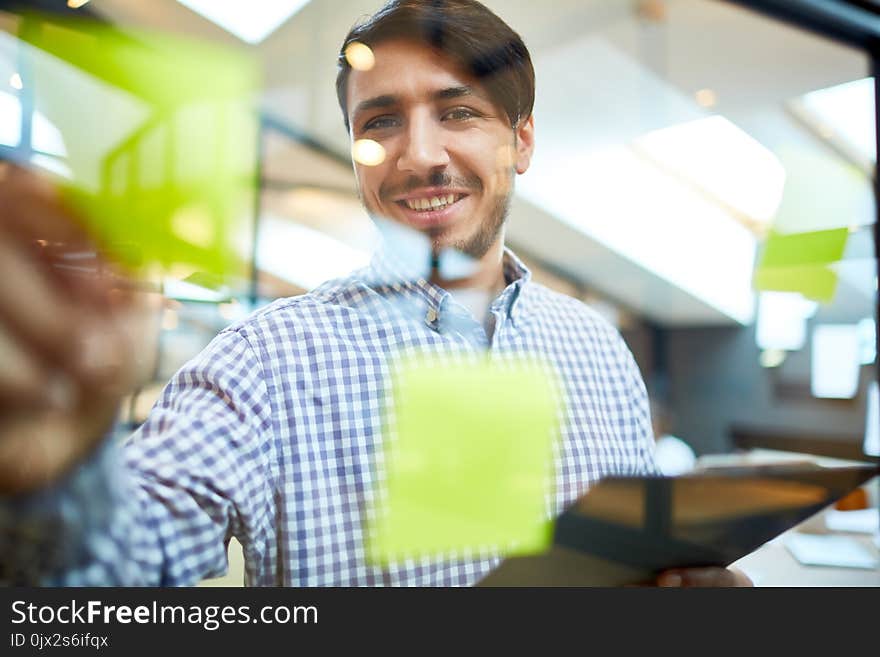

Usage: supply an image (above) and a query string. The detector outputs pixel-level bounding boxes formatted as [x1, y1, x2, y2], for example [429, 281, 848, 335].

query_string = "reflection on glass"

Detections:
[344, 42, 375, 72]
[811, 324, 861, 399]
[351, 138, 385, 166]
[758, 349, 786, 369]
[865, 382, 879, 457]
[0, 89, 21, 147]
[756, 292, 817, 352]
[789, 77, 875, 172]
[857, 317, 876, 365]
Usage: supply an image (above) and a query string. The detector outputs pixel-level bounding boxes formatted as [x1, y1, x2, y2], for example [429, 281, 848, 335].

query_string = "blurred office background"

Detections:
[0, 0, 877, 462]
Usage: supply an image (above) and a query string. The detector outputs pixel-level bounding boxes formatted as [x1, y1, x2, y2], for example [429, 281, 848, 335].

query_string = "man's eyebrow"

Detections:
[352, 86, 486, 118]
[434, 85, 478, 101]
[353, 94, 398, 116]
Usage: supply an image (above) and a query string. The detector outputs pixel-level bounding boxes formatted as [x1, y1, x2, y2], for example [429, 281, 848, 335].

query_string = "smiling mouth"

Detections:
[396, 193, 466, 212]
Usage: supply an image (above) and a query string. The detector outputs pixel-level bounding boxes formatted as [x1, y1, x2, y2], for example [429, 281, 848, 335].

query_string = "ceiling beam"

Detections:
[721, 0, 880, 50]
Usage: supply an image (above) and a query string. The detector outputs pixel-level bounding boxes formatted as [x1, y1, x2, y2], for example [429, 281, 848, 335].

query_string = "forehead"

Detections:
[346, 39, 477, 109]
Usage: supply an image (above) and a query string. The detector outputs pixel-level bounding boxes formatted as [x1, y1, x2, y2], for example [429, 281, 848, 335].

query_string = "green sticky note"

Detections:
[758, 228, 849, 269]
[19, 14, 259, 283]
[367, 354, 560, 565]
[753, 264, 838, 302]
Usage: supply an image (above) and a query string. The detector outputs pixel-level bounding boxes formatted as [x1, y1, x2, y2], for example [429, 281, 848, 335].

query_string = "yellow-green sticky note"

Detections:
[19, 14, 259, 284]
[759, 228, 849, 268]
[753, 264, 838, 302]
[367, 354, 560, 565]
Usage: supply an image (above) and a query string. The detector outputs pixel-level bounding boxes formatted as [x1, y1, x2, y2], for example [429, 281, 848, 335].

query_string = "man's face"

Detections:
[346, 39, 534, 259]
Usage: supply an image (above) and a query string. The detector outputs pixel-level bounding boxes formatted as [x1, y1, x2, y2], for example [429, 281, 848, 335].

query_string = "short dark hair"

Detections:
[336, 0, 535, 131]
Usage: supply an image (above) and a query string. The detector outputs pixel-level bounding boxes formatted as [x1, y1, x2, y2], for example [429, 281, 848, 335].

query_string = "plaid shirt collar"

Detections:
[364, 244, 531, 327]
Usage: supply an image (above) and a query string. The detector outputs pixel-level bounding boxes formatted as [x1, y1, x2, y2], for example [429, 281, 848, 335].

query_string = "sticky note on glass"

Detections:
[753, 265, 838, 302]
[758, 228, 848, 268]
[367, 354, 560, 566]
[18, 14, 259, 283]
[753, 228, 848, 302]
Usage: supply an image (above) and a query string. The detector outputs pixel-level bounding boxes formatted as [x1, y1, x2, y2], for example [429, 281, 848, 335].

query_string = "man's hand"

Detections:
[0, 165, 157, 495]
[656, 566, 753, 587]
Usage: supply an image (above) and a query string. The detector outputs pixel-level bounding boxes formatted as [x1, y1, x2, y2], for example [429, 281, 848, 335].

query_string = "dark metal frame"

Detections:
[0, 1, 102, 20]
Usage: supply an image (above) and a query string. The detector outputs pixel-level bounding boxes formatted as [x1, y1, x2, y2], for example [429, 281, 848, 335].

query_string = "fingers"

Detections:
[656, 567, 753, 588]
[0, 169, 143, 389]
[0, 321, 74, 408]
[0, 165, 86, 242]
[0, 410, 82, 495]
[0, 166, 118, 309]
[0, 401, 118, 495]
[0, 168, 154, 419]
[0, 167, 153, 493]
[0, 237, 124, 386]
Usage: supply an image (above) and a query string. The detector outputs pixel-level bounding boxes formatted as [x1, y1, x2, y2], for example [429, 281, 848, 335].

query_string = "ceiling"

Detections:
[89, 0, 867, 147]
[61, 1, 880, 324]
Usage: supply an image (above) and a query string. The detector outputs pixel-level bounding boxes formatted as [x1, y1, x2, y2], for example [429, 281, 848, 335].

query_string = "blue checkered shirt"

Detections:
[2, 248, 656, 586]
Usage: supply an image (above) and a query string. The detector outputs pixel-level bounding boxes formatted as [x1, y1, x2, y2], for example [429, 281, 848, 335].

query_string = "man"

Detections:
[0, 0, 749, 586]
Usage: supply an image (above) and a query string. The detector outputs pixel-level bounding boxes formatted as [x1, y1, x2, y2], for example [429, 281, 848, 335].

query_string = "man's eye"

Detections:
[443, 108, 478, 121]
[363, 115, 399, 131]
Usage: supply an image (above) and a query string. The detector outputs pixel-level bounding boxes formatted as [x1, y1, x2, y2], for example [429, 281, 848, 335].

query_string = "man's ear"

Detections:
[514, 114, 535, 175]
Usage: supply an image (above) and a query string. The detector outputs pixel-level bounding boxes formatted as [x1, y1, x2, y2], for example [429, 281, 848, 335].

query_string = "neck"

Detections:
[428, 236, 506, 296]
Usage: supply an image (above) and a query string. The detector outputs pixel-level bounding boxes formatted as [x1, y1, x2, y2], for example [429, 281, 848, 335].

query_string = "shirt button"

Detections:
[425, 307, 438, 324]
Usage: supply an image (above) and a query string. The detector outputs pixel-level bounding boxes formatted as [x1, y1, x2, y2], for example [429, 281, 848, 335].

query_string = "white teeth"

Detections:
[405, 194, 458, 211]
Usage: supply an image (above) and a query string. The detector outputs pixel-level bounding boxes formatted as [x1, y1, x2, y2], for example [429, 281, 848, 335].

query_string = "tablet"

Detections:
[477, 462, 878, 586]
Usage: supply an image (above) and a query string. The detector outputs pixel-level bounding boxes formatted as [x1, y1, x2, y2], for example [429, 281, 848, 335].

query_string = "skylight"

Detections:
[634, 115, 786, 228]
[789, 77, 875, 172]
[176, 0, 312, 44]
[522, 141, 758, 325]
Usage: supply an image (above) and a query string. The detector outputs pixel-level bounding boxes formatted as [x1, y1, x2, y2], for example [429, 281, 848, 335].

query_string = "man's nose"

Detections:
[396, 111, 449, 173]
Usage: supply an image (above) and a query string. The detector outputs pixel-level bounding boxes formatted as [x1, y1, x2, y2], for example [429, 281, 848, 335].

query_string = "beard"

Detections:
[426, 186, 511, 259]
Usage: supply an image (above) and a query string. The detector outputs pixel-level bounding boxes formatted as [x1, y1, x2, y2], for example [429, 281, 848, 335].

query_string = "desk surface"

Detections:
[720, 453, 880, 586]
[733, 515, 880, 586]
